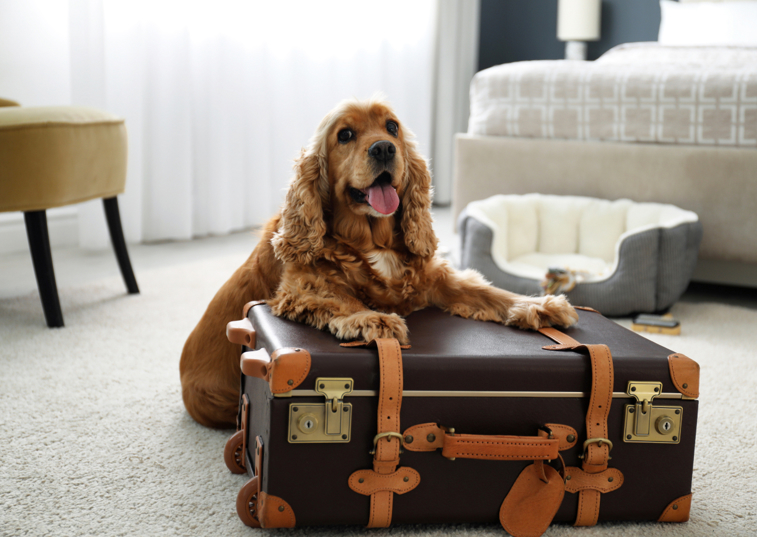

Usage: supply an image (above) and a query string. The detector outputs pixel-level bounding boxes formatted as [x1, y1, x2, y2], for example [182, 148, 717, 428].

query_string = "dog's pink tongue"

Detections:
[365, 183, 400, 215]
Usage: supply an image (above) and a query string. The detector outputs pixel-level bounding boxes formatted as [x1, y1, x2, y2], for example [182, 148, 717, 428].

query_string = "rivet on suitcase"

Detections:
[224, 302, 698, 533]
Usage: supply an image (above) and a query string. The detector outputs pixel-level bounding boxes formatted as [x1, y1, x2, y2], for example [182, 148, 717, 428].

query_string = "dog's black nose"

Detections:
[369, 140, 396, 162]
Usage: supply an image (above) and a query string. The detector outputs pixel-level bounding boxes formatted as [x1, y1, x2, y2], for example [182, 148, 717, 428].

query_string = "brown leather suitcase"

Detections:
[223, 302, 699, 534]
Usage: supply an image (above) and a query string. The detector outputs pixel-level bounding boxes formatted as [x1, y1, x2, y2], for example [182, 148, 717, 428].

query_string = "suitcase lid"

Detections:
[248, 305, 684, 397]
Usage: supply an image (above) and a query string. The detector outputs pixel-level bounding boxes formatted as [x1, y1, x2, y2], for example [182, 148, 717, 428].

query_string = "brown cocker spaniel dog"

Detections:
[180, 98, 578, 428]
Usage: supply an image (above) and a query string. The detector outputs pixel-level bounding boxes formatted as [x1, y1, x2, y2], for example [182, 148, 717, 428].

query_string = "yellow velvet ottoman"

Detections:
[0, 98, 138, 327]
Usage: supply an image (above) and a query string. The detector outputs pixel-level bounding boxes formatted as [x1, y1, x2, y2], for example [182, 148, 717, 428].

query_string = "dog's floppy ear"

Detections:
[271, 148, 328, 264]
[401, 139, 438, 258]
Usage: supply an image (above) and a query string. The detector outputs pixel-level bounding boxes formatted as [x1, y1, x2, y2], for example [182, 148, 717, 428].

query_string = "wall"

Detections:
[0, 1, 78, 255]
[478, 0, 664, 71]
[0, 1, 72, 105]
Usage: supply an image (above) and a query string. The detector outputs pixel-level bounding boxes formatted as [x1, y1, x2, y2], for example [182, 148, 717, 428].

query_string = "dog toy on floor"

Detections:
[541, 267, 591, 296]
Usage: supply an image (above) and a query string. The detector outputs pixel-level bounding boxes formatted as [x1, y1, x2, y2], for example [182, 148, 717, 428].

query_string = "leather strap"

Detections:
[581, 344, 613, 472]
[349, 339, 418, 528]
[539, 424, 578, 451]
[370, 338, 403, 529]
[348, 468, 421, 496]
[539, 329, 616, 527]
[402, 423, 444, 451]
[574, 489, 601, 527]
[374, 339, 403, 470]
[538, 327, 580, 347]
[340, 340, 411, 350]
[572, 343, 613, 526]
[564, 467, 624, 494]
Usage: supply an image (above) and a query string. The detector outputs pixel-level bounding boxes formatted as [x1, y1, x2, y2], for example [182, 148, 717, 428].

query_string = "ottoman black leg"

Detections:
[24, 210, 64, 328]
[103, 197, 139, 294]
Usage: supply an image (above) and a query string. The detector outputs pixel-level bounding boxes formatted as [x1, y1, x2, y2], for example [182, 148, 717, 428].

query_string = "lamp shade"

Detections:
[557, 0, 602, 41]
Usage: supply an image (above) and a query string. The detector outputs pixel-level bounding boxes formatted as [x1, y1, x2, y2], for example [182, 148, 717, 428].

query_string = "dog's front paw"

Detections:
[506, 295, 579, 330]
[330, 311, 410, 345]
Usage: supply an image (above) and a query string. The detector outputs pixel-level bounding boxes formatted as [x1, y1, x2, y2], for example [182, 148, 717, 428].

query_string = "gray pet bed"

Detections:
[458, 194, 703, 316]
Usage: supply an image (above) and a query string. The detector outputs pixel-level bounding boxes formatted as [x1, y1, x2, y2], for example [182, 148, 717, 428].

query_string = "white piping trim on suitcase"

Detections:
[278, 390, 688, 399]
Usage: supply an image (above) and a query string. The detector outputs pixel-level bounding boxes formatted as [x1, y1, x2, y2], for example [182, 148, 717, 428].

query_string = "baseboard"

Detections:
[0, 208, 79, 255]
[692, 259, 757, 289]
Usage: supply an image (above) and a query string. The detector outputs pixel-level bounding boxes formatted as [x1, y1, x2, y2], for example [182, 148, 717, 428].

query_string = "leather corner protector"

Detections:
[658, 493, 692, 523]
[543, 423, 578, 451]
[564, 467, 624, 494]
[257, 491, 296, 528]
[402, 423, 444, 452]
[269, 347, 311, 394]
[348, 468, 420, 496]
[243, 300, 266, 317]
[668, 353, 700, 398]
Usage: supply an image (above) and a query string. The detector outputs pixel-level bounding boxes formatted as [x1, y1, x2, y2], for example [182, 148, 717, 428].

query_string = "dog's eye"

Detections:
[386, 121, 399, 137]
[337, 129, 353, 144]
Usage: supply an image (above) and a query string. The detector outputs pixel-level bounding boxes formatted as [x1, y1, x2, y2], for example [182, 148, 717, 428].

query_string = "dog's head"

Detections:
[272, 97, 437, 264]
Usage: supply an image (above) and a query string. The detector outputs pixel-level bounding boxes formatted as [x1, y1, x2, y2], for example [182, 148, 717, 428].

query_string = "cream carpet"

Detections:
[1, 253, 755, 537]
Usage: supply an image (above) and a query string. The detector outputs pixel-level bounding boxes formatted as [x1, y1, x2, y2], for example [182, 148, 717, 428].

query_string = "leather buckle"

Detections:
[577, 437, 613, 460]
[369, 432, 405, 455]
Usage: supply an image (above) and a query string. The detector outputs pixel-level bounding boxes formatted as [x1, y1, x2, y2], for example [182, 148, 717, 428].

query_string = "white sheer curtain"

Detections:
[70, 0, 438, 247]
[431, 0, 480, 206]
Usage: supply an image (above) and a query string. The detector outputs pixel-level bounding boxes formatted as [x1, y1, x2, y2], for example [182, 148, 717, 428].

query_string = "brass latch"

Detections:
[288, 378, 353, 443]
[623, 381, 682, 444]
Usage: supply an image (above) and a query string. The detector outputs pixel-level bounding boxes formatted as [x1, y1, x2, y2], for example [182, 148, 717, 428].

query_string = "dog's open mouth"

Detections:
[348, 171, 399, 215]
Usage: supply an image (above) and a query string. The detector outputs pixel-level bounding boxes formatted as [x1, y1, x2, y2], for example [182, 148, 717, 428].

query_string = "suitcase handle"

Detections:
[401, 423, 560, 462]
[441, 432, 559, 461]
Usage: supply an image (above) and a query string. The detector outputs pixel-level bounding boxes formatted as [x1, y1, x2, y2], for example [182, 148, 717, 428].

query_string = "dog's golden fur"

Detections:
[180, 98, 578, 428]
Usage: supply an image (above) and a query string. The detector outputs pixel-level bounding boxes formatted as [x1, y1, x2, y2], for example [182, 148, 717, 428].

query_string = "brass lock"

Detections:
[655, 415, 675, 435]
[623, 381, 682, 444]
[297, 413, 319, 434]
[288, 378, 353, 443]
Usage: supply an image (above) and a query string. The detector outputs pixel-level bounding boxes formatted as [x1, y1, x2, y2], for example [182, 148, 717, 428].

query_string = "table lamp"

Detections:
[557, 0, 602, 61]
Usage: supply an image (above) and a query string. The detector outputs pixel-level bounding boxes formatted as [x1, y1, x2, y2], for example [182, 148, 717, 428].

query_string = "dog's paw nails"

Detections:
[539, 295, 579, 328]
[506, 295, 578, 330]
[332, 311, 409, 345]
[506, 303, 543, 330]
[360, 312, 409, 344]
